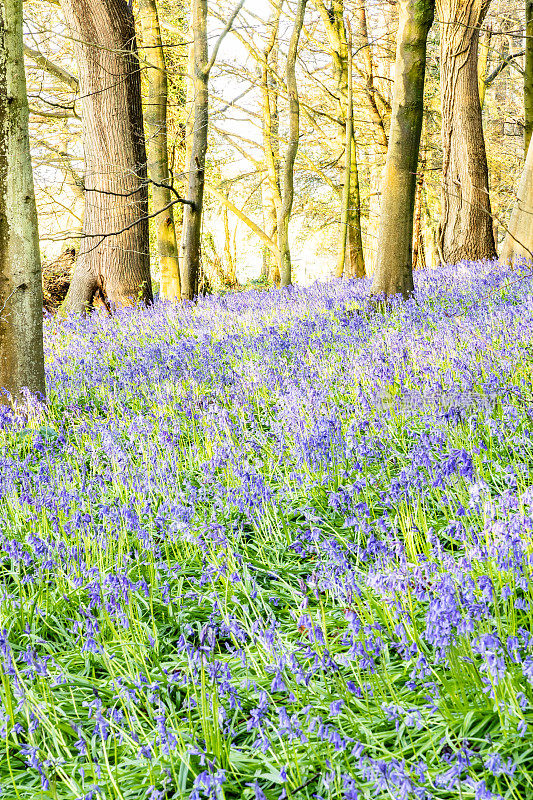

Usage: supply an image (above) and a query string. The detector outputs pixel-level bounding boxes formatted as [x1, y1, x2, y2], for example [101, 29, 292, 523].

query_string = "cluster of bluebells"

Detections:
[0, 260, 532, 797]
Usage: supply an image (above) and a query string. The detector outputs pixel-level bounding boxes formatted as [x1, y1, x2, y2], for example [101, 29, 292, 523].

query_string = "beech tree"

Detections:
[59, 0, 153, 312]
[0, 0, 45, 402]
[371, 0, 434, 298]
[437, 0, 497, 263]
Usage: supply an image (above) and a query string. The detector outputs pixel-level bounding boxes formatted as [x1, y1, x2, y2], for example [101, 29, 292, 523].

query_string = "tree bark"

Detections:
[60, 0, 152, 312]
[437, 0, 497, 264]
[139, 0, 181, 301]
[260, 4, 282, 285]
[180, 0, 244, 300]
[278, 0, 307, 287]
[0, 0, 46, 402]
[180, 0, 208, 300]
[336, 28, 354, 278]
[526, 0, 533, 154]
[371, 0, 434, 298]
[500, 132, 533, 263]
[477, 22, 491, 109]
[356, 0, 389, 149]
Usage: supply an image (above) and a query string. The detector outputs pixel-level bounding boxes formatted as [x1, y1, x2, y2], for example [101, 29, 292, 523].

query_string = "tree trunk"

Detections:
[180, 0, 208, 300]
[412, 164, 426, 271]
[60, 0, 152, 312]
[356, 0, 389, 150]
[526, 0, 533, 155]
[316, 0, 365, 279]
[437, 0, 496, 264]
[371, 0, 434, 298]
[180, 0, 244, 300]
[139, 0, 181, 301]
[261, 3, 282, 285]
[0, 0, 46, 402]
[336, 34, 353, 279]
[278, 0, 307, 287]
[477, 22, 491, 109]
[500, 133, 533, 263]
[346, 133, 365, 278]
[261, 182, 278, 281]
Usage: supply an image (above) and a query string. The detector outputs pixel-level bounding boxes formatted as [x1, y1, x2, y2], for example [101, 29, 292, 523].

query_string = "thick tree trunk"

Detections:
[437, 0, 496, 264]
[0, 0, 46, 402]
[500, 133, 533, 262]
[371, 0, 434, 298]
[278, 0, 307, 287]
[526, 0, 533, 154]
[60, 0, 152, 312]
[139, 0, 181, 300]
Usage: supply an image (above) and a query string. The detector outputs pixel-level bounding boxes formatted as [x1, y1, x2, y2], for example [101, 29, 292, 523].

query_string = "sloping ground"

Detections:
[1, 261, 533, 799]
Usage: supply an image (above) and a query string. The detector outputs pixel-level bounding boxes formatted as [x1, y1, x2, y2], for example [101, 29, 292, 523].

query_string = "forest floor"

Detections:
[0, 260, 532, 799]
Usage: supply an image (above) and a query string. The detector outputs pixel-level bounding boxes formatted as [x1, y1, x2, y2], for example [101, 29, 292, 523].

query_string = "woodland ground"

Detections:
[1, 261, 533, 799]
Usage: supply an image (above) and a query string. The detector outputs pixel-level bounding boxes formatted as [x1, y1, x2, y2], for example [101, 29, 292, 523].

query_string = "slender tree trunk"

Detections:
[371, 0, 434, 298]
[60, 0, 152, 312]
[261, 182, 278, 281]
[526, 0, 533, 154]
[222, 196, 236, 285]
[278, 0, 307, 287]
[437, 0, 496, 264]
[412, 165, 425, 270]
[139, 0, 181, 300]
[336, 37, 352, 279]
[0, 0, 46, 402]
[316, 0, 365, 279]
[180, 0, 208, 299]
[180, 0, 244, 299]
[500, 133, 533, 262]
[357, 0, 389, 150]
[346, 133, 365, 278]
[261, 4, 282, 285]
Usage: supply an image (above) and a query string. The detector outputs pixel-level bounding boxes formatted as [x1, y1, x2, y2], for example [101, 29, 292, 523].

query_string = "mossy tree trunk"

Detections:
[139, 0, 181, 300]
[315, 0, 365, 279]
[371, 0, 434, 298]
[0, 0, 46, 402]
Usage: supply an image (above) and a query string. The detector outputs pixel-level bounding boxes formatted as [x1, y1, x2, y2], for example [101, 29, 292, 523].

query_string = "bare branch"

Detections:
[205, 0, 245, 76]
[24, 44, 79, 91]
